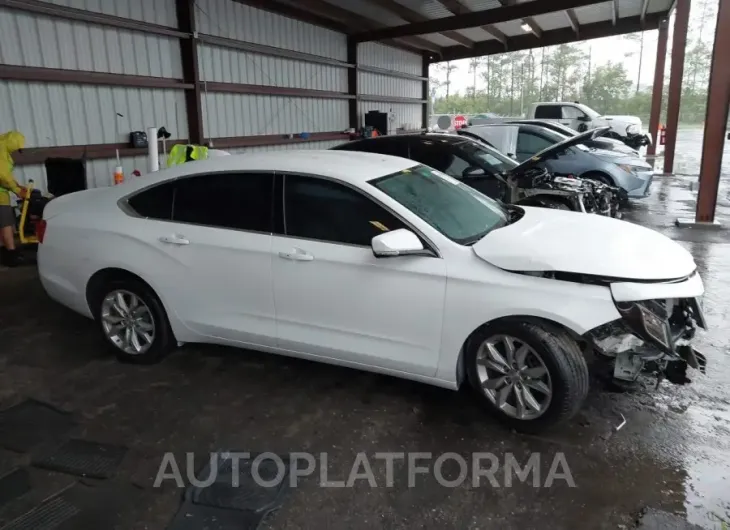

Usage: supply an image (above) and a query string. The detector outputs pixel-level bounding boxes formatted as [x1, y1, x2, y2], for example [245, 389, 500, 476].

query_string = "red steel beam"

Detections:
[646, 18, 669, 161]
[354, 0, 606, 42]
[212, 131, 349, 149]
[663, 0, 690, 175]
[176, 0, 204, 145]
[0, 65, 191, 89]
[14, 140, 188, 166]
[368, 0, 475, 47]
[203, 82, 355, 99]
[695, 0, 730, 223]
[439, 13, 663, 61]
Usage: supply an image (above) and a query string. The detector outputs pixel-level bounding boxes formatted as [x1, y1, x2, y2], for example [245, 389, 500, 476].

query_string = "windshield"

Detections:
[456, 139, 517, 172]
[370, 165, 508, 245]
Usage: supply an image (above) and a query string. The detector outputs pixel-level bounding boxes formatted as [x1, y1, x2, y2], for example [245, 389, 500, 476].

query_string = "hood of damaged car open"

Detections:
[471, 205, 697, 281]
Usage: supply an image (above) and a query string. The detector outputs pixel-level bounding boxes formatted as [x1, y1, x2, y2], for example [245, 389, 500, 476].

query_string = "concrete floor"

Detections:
[0, 176, 729, 530]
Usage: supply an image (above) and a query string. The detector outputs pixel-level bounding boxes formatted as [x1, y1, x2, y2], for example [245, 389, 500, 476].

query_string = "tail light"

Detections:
[35, 220, 47, 243]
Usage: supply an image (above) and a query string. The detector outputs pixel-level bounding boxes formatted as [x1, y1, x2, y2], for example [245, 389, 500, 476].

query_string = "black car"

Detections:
[332, 133, 620, 217]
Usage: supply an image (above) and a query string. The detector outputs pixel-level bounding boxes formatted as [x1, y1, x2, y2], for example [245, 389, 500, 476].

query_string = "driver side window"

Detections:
[561, 106, 586, 120]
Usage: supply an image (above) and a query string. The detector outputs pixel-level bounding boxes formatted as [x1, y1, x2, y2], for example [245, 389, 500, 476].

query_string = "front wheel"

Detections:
[93, 279, 175, 364]
[465, 320, 589, 433]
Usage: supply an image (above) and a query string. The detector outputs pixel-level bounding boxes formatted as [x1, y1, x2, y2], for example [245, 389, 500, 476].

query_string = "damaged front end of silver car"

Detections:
[586, 296, 707, 386]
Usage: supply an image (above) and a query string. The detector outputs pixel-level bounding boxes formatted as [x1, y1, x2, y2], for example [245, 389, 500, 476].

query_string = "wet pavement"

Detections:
[0, 176, 729, 529]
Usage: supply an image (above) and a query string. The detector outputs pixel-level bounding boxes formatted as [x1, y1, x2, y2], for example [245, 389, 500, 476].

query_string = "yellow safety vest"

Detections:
[167, 144, 209, 167]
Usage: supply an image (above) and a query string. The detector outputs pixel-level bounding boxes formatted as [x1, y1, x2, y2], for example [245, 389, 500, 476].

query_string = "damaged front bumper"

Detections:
[586, 272, 707, 385]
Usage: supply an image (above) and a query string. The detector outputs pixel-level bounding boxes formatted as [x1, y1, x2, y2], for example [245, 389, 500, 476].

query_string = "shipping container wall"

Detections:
[0, 8, 183, 77]
[0, 81, 188, 146]
[198, 44, 347, 92]
[43, 0, 179, 27]
[195, 0, 347, 60]
[357, 42, 423, 76]
[202, 92, 348, 139]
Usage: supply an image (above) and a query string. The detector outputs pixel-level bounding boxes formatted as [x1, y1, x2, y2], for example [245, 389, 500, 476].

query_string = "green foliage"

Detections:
[432, 1, 718, 126]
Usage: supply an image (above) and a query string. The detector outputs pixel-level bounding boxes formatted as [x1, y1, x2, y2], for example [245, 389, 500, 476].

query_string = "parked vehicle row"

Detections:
[458, 123, 654, 200]
[335, 128, 625, 217]
[38, 150, 707, 432]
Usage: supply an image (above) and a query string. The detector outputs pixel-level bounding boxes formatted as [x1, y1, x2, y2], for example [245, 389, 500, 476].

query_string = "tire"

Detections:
[582, 173, 613, 186]
[92, 278, 175, 364]
[465, 320, 589, 433]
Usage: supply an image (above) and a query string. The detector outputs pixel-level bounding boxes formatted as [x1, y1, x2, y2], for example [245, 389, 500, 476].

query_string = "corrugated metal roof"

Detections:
[532, 11, 574, 32]
[574, 1, 615, 25]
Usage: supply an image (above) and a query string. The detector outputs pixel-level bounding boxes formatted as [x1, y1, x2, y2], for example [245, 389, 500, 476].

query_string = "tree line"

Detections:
[430, 0, 717, 125]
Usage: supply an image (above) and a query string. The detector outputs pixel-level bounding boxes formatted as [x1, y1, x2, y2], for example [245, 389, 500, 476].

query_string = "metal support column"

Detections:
[176, 0, 204, 145]
[663, 0, 690, 175]
[646, 18, 668, 164]
[422, 54, 430, 130]
[347, 37, 358, 130]
[694, 0, 730, 223]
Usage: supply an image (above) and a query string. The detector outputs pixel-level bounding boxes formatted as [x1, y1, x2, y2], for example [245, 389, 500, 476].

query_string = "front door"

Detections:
[271, 174, 446, 377]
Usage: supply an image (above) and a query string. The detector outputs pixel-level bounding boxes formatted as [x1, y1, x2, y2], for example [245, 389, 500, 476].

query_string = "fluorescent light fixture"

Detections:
[521, 22, 532, 32]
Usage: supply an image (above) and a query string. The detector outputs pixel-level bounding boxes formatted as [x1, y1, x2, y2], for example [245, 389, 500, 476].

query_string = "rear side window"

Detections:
[534, 105, 561, 119]
[173, 173, 273, 232]
[335, 139, 407, 158]
[283, 175, 405, 246]
[127, 182, 175, 220]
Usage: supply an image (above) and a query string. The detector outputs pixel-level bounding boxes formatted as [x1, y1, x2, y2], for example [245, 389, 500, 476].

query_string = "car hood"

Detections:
[472, 206, 696, 281]
[590, 150, 652, 168]
[512, 126, 611, 174]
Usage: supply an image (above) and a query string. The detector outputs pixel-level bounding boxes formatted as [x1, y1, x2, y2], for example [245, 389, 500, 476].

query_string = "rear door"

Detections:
[271, 173, 446, 376]
[127, 172, 277, 346]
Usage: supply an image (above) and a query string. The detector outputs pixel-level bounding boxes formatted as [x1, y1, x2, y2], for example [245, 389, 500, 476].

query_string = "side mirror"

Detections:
[371, 229, 424, 257]
[507, 153, 516, 159]
[462, 166, 486, 178]
[577, 115, 591, 122]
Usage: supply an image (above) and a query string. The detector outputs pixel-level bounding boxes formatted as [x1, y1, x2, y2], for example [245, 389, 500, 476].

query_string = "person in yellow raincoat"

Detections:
[0, 131, 27, 267]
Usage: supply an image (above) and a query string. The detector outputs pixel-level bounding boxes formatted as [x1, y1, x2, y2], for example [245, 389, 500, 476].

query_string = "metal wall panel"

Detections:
[13, 155, 149, 193]
[358, 72, 421, 98]
[198, 44, 347, 92]
[0, 8, 183, 77]
[227, 140, 346, 154]
[202, 92, 348, 139]
[44, 0, 178, 27]
[0, 81, 188, 146]
[194, 0, 347, 60]
[357, 102, 422, 134]
[357, 42, 423, 76]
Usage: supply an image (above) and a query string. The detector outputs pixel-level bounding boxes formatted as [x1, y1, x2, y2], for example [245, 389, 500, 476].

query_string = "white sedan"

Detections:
[37, 151, 707, 431]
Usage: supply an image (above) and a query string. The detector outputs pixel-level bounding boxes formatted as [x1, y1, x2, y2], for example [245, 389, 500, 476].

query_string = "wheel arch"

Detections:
[455, 315, 586, 388]
[580, 170, 616, 186]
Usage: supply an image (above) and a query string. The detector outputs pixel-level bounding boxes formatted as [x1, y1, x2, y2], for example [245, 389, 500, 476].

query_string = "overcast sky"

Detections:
[430, 31, 662, 96]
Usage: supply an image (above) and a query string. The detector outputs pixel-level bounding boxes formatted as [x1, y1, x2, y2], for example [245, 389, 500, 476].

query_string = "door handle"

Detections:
[159, 234, 190, 245]
[278, 249, 314, 261]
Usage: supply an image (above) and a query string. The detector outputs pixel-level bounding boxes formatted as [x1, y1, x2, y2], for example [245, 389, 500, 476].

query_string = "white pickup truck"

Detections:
[525, 102, 652, 149]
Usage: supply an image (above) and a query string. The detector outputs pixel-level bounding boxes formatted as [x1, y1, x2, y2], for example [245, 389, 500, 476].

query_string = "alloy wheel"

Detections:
[475, 334, 553, 420]
[100, 290, 156, 355]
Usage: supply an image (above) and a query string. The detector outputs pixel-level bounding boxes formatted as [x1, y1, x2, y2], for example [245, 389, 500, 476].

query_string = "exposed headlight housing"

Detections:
[616, 163, 648, 175]
[615, 300, 672, 350]
[626, 123, 640, 134]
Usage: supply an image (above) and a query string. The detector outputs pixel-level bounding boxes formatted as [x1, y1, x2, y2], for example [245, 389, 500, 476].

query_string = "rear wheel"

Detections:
[465, 320, 589, 433]
[93, 279, 175, 364]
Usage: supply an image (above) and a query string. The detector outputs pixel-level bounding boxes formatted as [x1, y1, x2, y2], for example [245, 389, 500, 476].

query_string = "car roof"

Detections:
[125, 150, 416, 188]
[345, 133, 468, 146]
